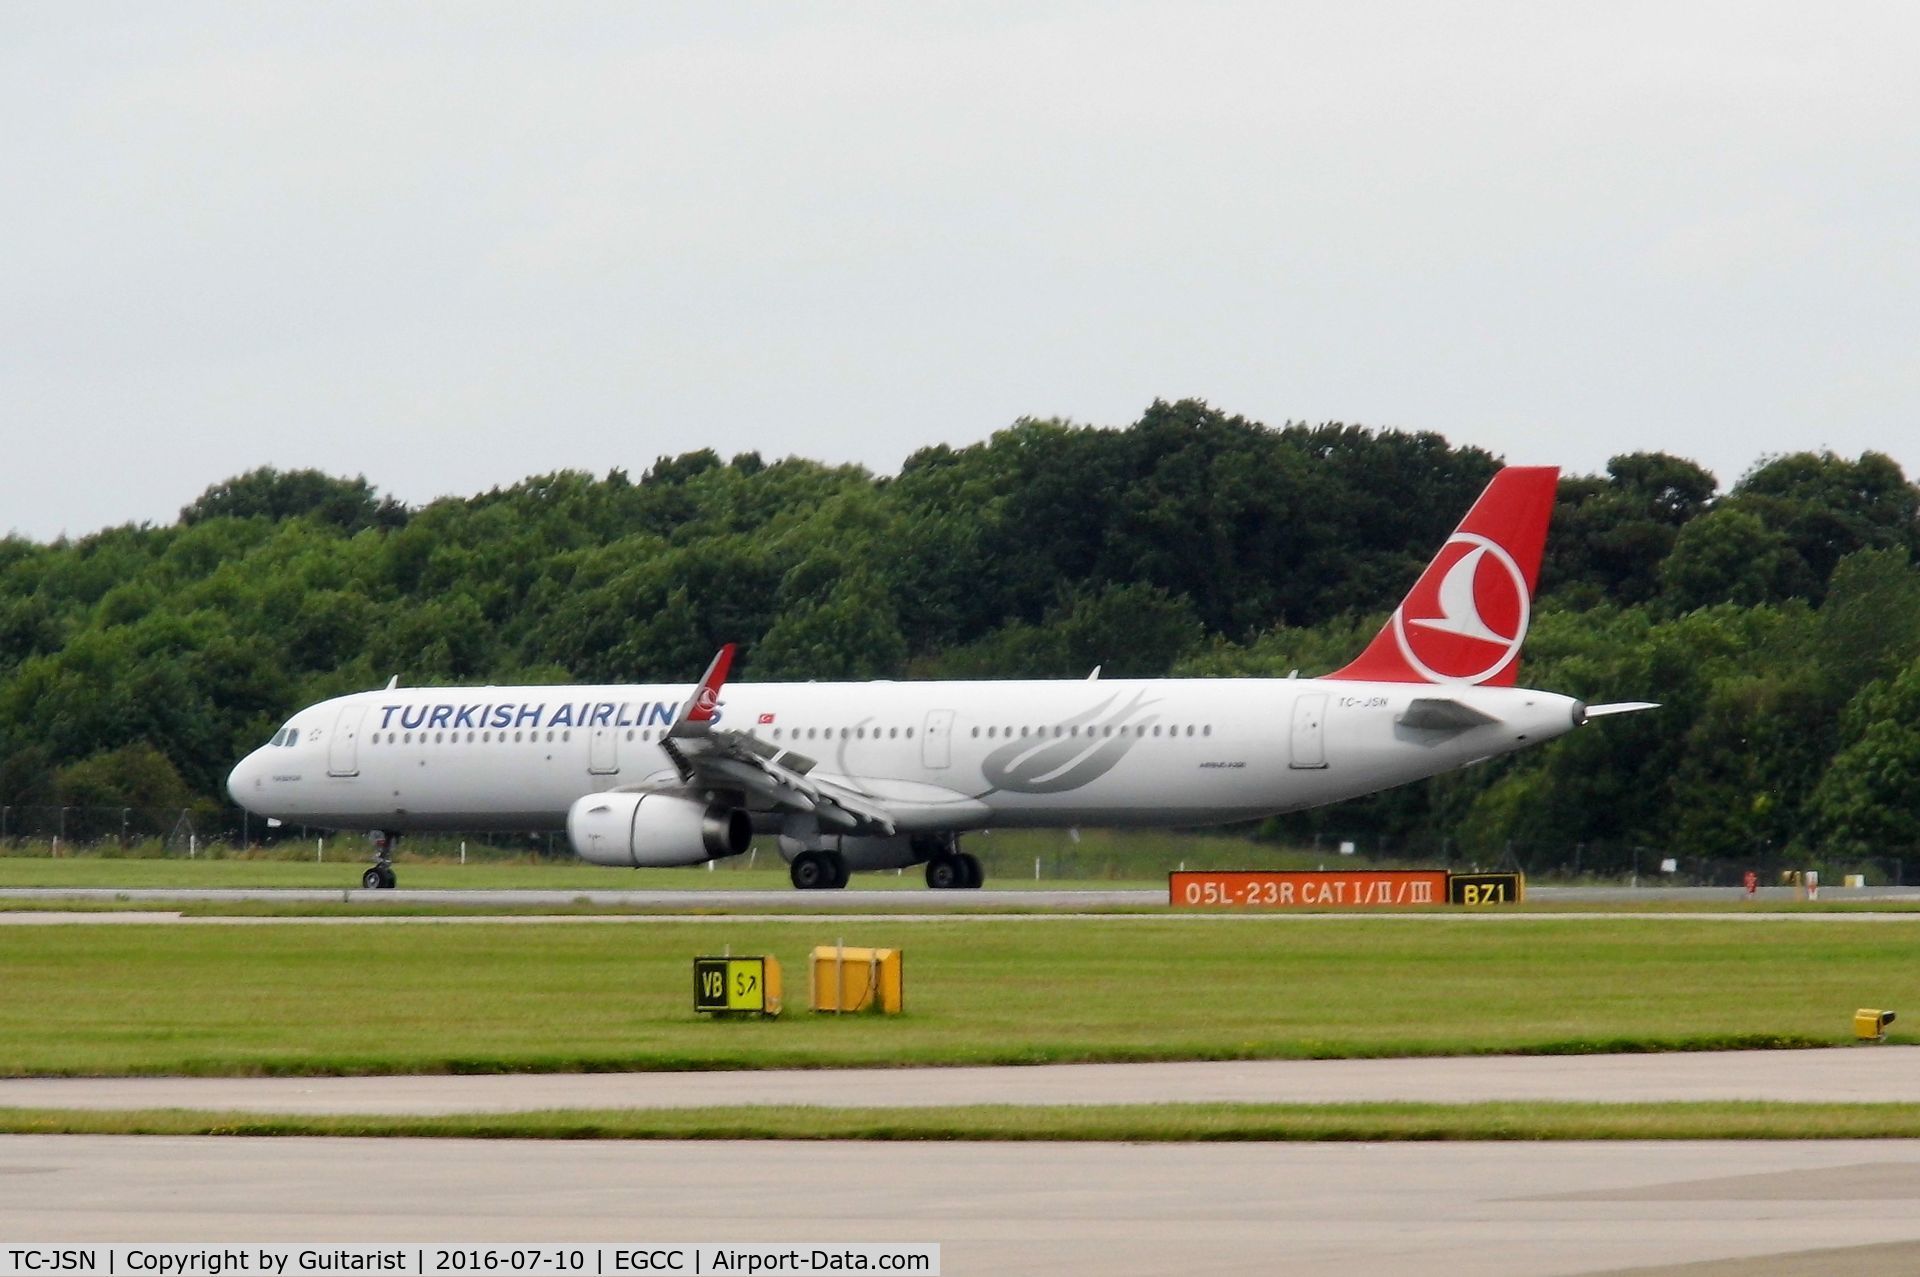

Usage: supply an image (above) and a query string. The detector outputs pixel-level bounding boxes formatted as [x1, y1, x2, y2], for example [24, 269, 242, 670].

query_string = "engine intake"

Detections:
[566, 791, 752, 867]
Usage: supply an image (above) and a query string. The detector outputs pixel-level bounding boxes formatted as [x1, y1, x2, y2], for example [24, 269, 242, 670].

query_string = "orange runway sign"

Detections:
[1171, 870, 1451, 909]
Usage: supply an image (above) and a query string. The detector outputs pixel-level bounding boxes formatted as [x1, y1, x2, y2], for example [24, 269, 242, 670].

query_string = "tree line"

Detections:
[3, 399, 1917, 866]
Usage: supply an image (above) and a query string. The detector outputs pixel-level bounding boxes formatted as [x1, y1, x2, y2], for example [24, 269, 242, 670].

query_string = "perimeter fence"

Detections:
[0, 803, 568, 862]
[1281, 832, 1911, 889]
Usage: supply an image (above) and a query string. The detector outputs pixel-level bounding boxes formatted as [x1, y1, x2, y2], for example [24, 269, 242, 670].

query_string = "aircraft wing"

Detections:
[652, 645, 900, 836]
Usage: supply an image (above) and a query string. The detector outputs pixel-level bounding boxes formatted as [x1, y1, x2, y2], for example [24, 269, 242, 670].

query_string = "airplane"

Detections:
[227, 465, 1653, 890]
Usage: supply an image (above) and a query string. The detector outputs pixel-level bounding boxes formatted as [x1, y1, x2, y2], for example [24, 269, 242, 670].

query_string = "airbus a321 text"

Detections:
[228, 466, 1653, 890]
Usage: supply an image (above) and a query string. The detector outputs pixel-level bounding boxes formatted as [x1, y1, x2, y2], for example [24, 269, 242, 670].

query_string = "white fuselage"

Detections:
[228, 676, 1584, 837]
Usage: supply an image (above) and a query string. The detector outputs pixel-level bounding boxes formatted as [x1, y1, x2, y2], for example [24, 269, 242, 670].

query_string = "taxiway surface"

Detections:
[4, 1048, 1918, 1114]
[4, 1135, 1919, 1275]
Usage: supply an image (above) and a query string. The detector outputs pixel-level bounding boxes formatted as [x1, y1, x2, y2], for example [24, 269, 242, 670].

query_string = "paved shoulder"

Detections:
[3, 1048, 1917, 1115]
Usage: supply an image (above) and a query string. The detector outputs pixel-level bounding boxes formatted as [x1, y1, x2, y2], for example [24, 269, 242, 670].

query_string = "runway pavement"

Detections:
[4, 1134, 1919, 1275]
[2, 884, 1918, 910]
[4, 1047, 1918, 1114]
[0, 886, 1158, 909]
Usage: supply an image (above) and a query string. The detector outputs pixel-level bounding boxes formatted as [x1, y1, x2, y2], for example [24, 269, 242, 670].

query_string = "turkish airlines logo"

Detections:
[1391, 533, 1530, 684]
[693, 687, 720, 718]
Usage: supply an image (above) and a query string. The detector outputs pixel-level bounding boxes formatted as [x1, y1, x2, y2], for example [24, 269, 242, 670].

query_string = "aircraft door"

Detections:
[328, 706, 364, 777]
[1289, 693, 1329, 770]
[922, 709, 955, 769]
[588, 724, 619, 775]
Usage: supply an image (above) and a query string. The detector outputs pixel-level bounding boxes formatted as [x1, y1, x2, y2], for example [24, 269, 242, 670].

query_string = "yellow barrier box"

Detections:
[693, 955, 782, 1017]
[810, 945, 903, 1014]
[1854, 1008, 1896, 1042]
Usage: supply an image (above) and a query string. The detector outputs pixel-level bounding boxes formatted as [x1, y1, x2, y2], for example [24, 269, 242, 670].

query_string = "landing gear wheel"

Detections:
[791, 851, 844, 891]
[925, 856, 962, 890]
[957, 852, 984, 889]
[364, 830, 397, 890]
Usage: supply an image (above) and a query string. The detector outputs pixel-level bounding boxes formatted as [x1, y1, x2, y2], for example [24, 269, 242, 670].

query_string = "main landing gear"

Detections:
[925, 853, 982, 889]
[789, 849, 850, 891]
[783, 835, 985, 890]
[361, 830, 398, 890]
[918, 835, 983, 890]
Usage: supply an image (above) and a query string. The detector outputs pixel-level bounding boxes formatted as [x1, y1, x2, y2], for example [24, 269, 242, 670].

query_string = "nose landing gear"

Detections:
[361, 831, 398, 890]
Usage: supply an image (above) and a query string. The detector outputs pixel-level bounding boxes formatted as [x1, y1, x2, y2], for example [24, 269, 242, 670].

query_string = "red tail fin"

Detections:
[1327, 466, 1558, 686]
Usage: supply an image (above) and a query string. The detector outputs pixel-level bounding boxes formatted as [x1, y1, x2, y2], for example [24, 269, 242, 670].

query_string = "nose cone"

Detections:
[227, 751, 261, 808]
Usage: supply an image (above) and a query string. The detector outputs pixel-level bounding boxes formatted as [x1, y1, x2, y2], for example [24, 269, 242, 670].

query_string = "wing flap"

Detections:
[806, 774, 899, 836]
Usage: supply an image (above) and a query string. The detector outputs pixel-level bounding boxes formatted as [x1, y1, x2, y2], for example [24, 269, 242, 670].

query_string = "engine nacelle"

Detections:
[566, 791, 752, 867]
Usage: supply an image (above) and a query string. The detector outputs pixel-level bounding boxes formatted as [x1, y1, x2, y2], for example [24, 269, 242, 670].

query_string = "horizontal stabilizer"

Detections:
[1582, 701, 1660, 720]
[1398, 697, 1502, 731]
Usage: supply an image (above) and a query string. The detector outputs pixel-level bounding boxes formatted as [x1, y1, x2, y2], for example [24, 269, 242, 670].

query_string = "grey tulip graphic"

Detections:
[978, 689, 1161, 794]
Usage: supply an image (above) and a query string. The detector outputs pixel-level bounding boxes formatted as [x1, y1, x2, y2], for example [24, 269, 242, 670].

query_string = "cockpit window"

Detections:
[270, 730, 287, 746]
[285, 729, 299, 747]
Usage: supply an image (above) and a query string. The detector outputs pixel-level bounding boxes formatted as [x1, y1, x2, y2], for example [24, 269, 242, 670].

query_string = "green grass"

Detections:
[0, 916, 1911, 1076]
[1, 1102, 1918, 1142]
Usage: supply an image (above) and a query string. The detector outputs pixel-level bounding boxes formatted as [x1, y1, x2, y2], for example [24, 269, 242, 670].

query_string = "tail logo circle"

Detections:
[1391, 533, 1530, 684]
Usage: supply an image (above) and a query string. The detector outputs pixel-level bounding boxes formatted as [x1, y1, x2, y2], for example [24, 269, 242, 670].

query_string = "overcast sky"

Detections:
[5, 3, 1917, 542]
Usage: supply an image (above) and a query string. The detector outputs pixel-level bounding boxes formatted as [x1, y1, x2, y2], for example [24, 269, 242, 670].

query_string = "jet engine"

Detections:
[566, 791, 752, 867]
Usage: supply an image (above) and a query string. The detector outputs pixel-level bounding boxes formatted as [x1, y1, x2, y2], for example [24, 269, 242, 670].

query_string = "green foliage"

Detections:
[181, 467, 408, 532]
[1660, 508, 1810, 609]
[1544, 452, 1717, 606]
[1, 401, 1917, 868]
[1813, 547, 1920, 694]
[754, 567, 908, 680]
[1729, 450, 1919, 592]
[55, 743, 193, 811]
[1806, 656, 1920, 856]
[923, 583, 1203, 680]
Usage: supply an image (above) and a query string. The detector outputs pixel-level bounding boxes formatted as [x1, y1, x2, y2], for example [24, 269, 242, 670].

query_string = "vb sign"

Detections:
[693, 955, 783, 1017]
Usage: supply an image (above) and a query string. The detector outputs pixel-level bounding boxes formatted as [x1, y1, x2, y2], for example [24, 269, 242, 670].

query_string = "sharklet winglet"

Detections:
[668, 644, 736, 741]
